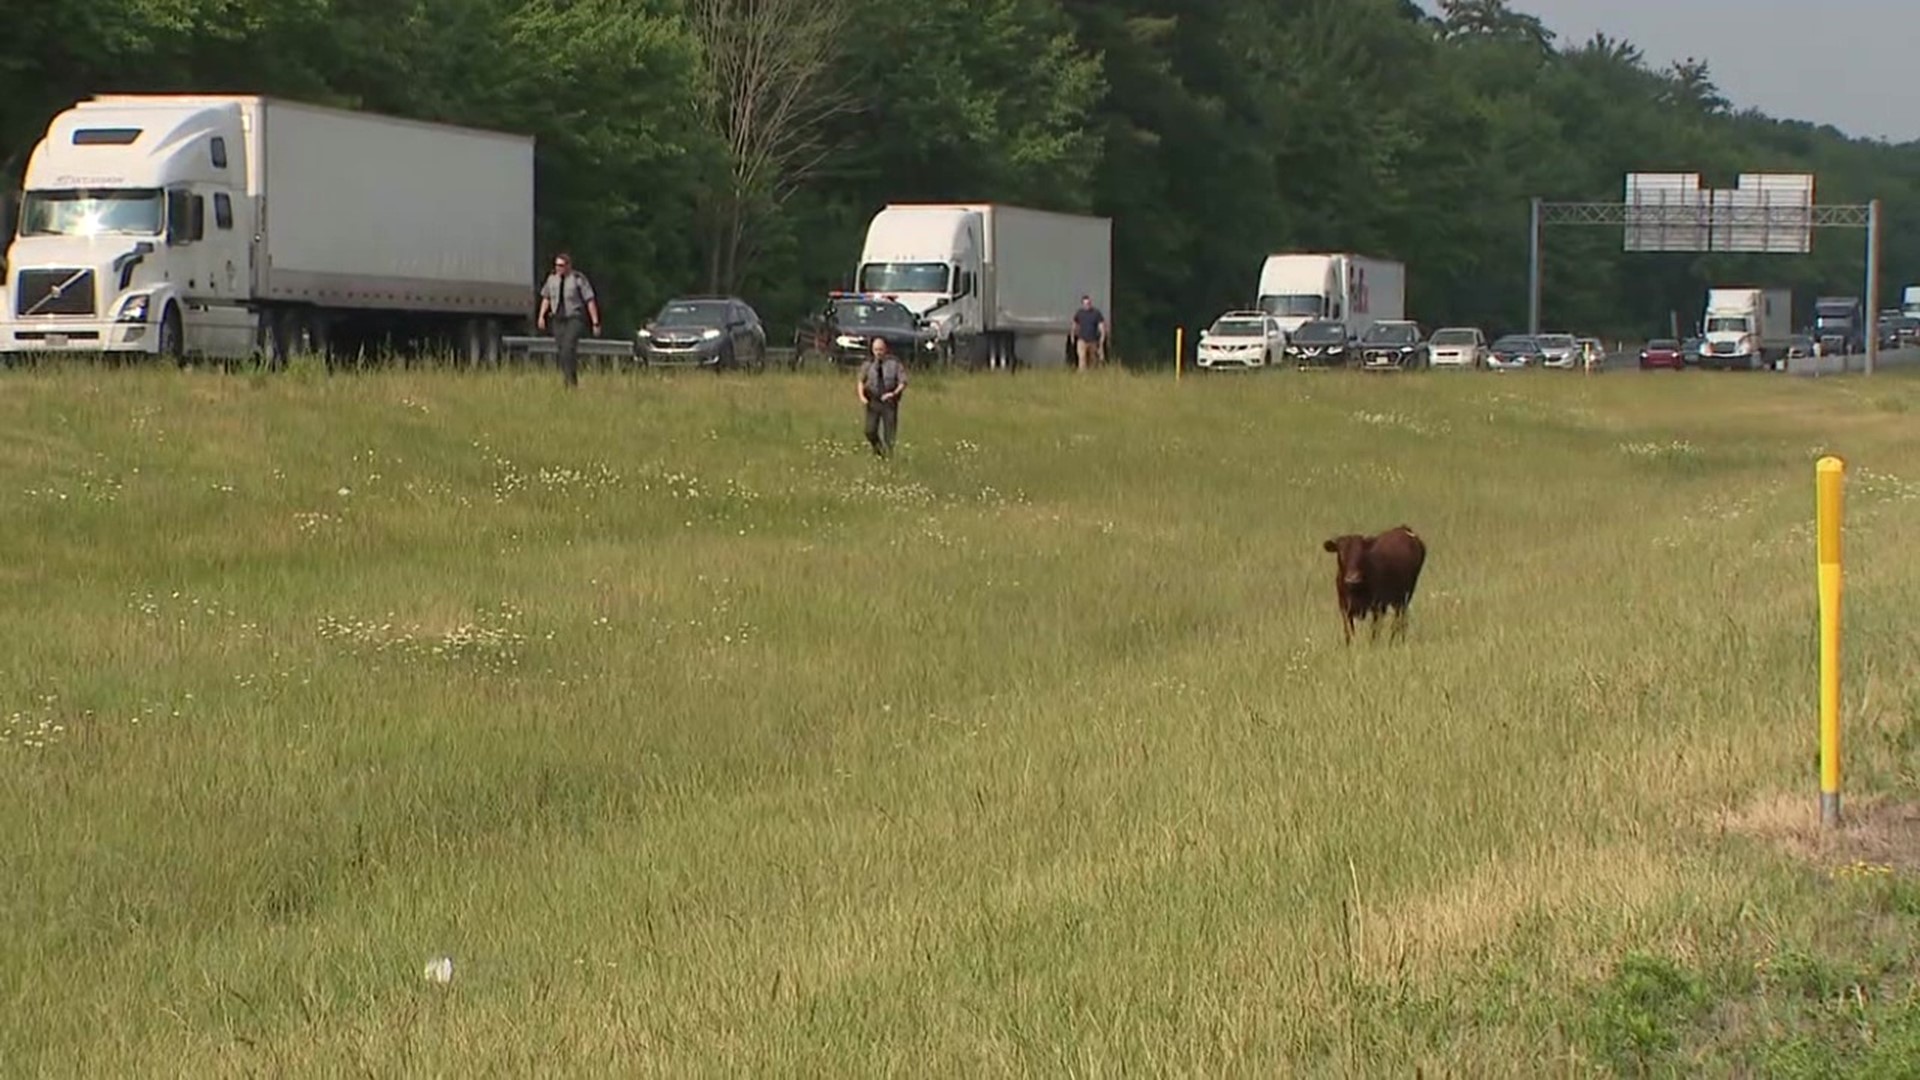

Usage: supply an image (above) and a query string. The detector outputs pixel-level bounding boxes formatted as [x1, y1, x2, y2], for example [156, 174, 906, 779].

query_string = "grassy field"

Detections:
[5, 358, 1920, 1075]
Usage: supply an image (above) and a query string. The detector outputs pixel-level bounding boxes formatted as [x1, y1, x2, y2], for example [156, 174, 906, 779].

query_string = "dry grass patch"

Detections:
[1720, 790, 1920, 877]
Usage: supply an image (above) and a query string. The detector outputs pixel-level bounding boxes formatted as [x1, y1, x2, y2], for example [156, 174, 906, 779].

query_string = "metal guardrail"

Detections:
[499, 337, 804, 371]
[501, 335, 635, 360]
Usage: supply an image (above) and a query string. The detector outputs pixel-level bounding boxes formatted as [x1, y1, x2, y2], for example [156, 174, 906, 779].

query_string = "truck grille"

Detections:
[15, 269, 97, 317]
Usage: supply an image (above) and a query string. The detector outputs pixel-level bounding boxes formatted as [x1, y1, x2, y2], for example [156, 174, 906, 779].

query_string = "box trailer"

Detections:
[856, 202, 1112, 369]
[2, 93, 535, 363]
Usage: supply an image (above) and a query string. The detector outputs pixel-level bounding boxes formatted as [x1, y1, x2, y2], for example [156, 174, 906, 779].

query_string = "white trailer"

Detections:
[1255, 252, 1405, 338]
[1700, 287, 1791, 370]
[1, 94, 535, 364]
[856, 202, 1112, 368]
[1903, 285, 1920, 319]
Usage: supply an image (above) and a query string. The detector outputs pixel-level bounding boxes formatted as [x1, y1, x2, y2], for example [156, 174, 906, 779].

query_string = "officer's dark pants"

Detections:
[553, 315, 584, 386]
[864, 399, 899, 455]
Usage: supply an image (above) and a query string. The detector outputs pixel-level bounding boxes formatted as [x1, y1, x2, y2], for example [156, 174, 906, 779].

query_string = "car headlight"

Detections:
[117, 294, 149, 323]
[701, 328, 721, 341]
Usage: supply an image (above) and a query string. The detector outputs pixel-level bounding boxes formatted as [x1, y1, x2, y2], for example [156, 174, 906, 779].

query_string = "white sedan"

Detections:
[1196, 311, 1286, 370]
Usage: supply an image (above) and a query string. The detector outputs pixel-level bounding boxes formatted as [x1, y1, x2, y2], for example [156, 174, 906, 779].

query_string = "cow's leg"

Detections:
[1392, 603, 1409, 641]
[1369, 611, 1383, 642]
[1340, 605, 1354, 644]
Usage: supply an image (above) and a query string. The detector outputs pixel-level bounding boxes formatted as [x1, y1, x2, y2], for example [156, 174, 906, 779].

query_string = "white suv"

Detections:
[1196, 310, 1286, 370]
[1428, 326, 1488, 368]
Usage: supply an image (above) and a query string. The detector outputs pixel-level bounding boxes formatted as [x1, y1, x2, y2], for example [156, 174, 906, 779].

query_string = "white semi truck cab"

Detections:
[856, 205, 980, 358]
[3, 99, 247, 357]
[1255, 252, 1405, 340]
[1700, 287, 1790, 370]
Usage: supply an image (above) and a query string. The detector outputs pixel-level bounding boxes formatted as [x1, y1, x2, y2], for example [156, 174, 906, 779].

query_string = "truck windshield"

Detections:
[1258, 294, 1323, 318]
[857, 263, 949, 294]
[1362, 324, 1419, 345]
[1705, 317, 1749, 333]
[20, 188, 164, 237]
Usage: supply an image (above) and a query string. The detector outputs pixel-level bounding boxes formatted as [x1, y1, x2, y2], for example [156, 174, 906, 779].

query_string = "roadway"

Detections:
[1595, 345, 1920, 376]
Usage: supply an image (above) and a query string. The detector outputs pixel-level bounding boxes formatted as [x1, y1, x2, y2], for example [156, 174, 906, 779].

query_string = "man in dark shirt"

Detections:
[857, 338, 907, 457]
[1070, 294, 1107, 370]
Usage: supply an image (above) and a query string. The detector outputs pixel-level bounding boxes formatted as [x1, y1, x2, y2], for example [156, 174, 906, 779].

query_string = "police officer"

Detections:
[857, 338, 907, 457]
[536, 251, 600, 387]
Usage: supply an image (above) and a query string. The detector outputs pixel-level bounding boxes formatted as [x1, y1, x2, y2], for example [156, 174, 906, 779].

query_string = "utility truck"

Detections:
[1254, 253, 1404, 339]
[854, 203, 1112, 369]
[2, 94, 535, 364]
[1699, 287, 1791, 370]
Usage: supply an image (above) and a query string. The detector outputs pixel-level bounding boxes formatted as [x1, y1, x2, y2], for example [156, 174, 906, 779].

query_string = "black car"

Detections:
[793, 293, 938, 367]
[1357, 320, 1429, 370]
[1285, 318, 1350, 368]
[1877, 315, 1918, 350]
[637, 296, 768, 370]
[1487, 334, 1543, 369]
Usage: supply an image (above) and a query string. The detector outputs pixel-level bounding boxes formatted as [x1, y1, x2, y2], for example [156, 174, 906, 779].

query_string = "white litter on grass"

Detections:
[423, 956, 454, 984]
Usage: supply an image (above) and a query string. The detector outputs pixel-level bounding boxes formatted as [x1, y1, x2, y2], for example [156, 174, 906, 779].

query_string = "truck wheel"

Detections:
[158, 305, 184, 366]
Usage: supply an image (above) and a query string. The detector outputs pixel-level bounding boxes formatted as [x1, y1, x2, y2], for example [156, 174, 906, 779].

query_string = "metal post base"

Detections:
[1821, 792, 1841, 827]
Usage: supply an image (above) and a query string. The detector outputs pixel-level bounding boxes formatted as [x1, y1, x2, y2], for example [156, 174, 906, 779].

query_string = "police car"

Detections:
[793, 292, 941, 367]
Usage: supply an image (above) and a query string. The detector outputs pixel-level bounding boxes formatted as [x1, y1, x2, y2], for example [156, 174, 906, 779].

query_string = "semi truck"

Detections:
[1699, 287, 1791, 370]
[1, 93, 535, 364]
[1254, 252, 1405, 339]
[854, 202, 1112, 369]
[1813, 296, 1864, 355]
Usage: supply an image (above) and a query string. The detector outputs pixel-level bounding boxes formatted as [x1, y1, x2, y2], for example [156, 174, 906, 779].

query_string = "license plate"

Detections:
[45, 334, 68, 348]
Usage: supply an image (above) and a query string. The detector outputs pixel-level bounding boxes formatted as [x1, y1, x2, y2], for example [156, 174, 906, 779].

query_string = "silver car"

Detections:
[1536, 332, 1579, 369]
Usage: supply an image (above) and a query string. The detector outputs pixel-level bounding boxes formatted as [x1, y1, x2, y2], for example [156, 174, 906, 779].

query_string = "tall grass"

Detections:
[5, 361, 1920, 1075]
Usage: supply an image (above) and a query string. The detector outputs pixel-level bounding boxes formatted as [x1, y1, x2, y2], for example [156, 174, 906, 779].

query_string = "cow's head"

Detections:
[1323, 534, 1371, 587]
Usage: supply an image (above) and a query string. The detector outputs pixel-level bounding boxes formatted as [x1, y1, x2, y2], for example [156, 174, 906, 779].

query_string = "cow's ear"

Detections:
[1323, 538, 1337, 553]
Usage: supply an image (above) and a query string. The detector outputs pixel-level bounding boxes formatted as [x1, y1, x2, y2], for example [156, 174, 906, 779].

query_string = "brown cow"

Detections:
[1322, 525, 1427, 644]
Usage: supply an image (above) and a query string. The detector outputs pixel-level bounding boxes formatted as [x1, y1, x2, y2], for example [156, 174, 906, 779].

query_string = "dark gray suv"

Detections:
[637, 296, 768, 370]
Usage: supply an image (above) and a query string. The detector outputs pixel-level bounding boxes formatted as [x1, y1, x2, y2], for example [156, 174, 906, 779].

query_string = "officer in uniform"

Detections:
[536, 252, 601, 387]
[857, 338, 907, 456]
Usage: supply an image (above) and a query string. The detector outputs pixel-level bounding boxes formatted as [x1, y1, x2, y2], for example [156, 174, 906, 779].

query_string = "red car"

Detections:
[1639, 338, 1684, 370]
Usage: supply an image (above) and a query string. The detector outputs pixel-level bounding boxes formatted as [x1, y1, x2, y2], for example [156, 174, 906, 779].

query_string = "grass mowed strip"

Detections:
[4, 363, 1920, 1074]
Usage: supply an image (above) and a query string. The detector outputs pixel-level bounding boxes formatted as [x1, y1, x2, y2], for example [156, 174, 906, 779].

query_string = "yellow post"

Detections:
[1817, 455, 1844, 827]
[1175, 326, 1185, 380]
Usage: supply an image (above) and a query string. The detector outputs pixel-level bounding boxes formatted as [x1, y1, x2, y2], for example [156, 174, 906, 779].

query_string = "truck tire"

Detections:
[157, 304, 184, 366]
[461, 318, 485, 368]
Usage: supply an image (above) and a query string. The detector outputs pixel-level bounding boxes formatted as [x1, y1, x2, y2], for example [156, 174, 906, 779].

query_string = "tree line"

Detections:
[5, 0, 1917, 358]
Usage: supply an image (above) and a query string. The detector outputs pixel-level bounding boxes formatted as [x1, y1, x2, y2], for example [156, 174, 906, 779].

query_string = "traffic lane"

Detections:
[1592, 346, 1920, 374]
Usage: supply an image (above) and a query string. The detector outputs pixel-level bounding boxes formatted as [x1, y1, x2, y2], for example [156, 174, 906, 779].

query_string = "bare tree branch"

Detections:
[690, 0, 858, 291]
